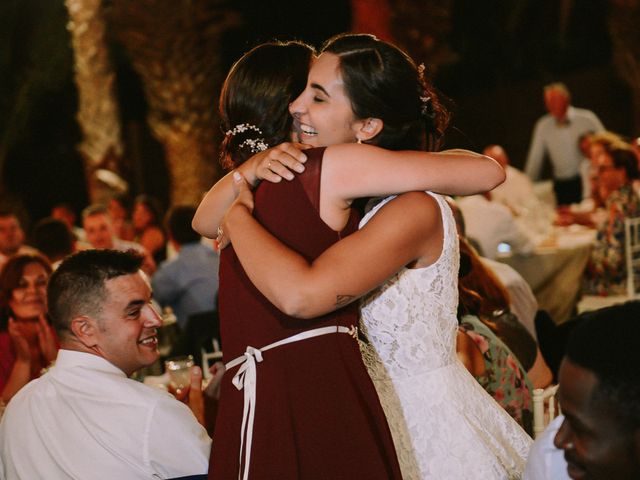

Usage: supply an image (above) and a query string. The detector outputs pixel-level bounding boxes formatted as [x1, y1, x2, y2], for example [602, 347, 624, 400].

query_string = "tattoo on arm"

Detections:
[335, 295, 356, 308]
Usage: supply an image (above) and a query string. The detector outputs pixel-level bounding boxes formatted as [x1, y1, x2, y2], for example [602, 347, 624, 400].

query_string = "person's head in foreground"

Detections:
[554, 301, 640, 480]
[290, 33, 450, 152]
[48, 249, 162, 376]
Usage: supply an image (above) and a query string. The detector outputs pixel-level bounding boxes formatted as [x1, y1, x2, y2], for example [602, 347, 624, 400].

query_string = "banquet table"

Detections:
[495, 225, 596, 324]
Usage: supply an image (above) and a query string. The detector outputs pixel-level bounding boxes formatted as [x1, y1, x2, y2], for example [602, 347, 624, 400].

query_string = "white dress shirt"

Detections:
[525, 106, 604, 181]
[0, 350, 210, 480]
[524, 415, 570, 480]
[458, 195, 535, 259]
[491, 165, 539, 216]
[481, 257, 539, 340]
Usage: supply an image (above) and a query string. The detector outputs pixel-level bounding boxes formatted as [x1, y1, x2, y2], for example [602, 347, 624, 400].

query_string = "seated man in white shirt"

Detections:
[484, 144, 539, 216]
[457, 192, 536, 259]
[0, 249, 211, 480]
[524, 301, 640, 480]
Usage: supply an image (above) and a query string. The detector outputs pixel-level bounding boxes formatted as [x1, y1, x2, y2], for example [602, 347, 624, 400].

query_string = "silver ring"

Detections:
[217, 226, 223, 238]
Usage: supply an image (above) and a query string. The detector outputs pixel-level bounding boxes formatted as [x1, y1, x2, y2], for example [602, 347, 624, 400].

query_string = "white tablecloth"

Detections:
[496, 226, 596, 324]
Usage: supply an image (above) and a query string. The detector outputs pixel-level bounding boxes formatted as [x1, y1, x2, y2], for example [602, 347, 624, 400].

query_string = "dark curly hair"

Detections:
[219, 40, 314, 169]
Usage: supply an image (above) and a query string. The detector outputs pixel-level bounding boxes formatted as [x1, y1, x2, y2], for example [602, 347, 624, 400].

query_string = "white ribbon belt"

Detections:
[225, 325, 358, 480]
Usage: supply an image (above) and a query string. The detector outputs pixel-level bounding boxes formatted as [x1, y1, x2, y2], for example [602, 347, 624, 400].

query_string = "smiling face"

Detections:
[9, 261, 49, 320]
[554, 359, 640, 480]
[90, 271, 162, 376]
[288, 53, 363, 148]
[83, 213, 115, 249]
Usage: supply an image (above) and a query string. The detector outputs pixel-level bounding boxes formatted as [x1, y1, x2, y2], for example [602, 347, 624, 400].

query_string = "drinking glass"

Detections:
[164, 355, 194, 391]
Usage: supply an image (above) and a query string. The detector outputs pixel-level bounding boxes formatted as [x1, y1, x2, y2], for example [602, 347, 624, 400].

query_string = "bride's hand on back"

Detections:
[241, 142, 310, 185]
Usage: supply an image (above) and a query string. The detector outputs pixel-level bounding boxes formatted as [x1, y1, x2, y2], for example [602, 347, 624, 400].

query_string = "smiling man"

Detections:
[0, 249, 210, 480]
[526, 301, 640, 480]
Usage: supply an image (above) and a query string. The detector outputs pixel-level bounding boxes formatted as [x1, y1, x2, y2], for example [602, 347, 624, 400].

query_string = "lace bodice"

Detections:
[359, 192, 460, 379]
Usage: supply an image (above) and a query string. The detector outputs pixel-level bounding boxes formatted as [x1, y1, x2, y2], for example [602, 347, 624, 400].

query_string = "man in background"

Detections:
[524, 83, 604, 206]
[152, 205, 219, 329]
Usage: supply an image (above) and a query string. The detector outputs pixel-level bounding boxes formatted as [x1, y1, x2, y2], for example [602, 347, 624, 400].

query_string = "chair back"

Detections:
[201, 336, 223, 379]
[625, 217, 640, 298]
[532, 384, 560, 438]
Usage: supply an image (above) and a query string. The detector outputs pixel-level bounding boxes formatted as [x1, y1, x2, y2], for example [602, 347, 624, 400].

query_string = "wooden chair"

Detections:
[532, 384, 560, 438]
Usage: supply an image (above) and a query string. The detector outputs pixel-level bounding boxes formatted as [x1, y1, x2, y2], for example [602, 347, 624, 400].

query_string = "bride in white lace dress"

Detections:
[358, 193, 532, 479]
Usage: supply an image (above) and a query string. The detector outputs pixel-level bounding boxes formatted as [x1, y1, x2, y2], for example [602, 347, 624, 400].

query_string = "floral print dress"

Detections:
[458, 314, 534, 436]
[584, 184, 640, 295]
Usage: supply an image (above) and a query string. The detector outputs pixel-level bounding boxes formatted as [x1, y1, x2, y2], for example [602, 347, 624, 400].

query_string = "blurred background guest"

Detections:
[107, 193, 135, 242]
[582, 134, 640, 295]
[82, 204, 156, 275]
[0, 211, 38, 271]
[457, 191, 536, 259]
[456, 237, 552, 391]
[50, 202, 85, 243]
[0, 254, 57, 403]
[151, 205, 219, 330]
[524, 83, 604, 206]
[132, 194, 167, 265]
[31, 217, 76, 269]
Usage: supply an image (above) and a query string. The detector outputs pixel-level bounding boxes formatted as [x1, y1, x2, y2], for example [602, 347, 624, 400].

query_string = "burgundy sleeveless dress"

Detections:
[209, 148, 402, 479]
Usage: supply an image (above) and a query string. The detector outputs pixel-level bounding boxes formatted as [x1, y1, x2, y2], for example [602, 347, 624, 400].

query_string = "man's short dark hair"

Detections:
[165, 205, 200, 245]
[566, 301, 640, 429]
[47, 249, 144, 336]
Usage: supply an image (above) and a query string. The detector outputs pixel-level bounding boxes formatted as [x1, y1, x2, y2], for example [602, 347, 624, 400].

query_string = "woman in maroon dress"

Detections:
[196, 37, 504, 479]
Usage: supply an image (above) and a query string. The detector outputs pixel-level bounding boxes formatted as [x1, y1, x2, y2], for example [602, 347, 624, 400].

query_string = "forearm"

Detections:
[426, 150, 505, 195]
[1, 360, 30, 403]
[192, 171, 241, 238]
[225, 206, 339, 318]
[325, 145, 505, 201]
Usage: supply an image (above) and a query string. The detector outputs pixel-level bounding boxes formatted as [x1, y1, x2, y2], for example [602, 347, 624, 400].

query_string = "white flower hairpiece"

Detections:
[225, 123, 263, 136]
[226, 123, 269, 153]
[239, 138, 269, 153]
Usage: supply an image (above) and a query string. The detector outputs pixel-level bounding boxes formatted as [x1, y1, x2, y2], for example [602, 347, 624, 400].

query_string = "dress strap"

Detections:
[297, 147, 326, 213]
[225, 324, 357, 480]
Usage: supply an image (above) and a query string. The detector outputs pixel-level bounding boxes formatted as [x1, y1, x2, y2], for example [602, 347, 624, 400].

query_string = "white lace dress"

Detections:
[359, 192, 532, 480]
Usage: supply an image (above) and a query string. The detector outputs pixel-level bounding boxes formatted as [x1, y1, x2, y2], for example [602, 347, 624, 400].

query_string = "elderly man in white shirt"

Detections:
[0, 249, 211, 480]
[524, 83, 604, 206]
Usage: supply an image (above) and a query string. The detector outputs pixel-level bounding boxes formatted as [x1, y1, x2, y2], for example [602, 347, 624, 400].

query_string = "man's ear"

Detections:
[355, 117, 383, 142]
[69, 316, 99, 348]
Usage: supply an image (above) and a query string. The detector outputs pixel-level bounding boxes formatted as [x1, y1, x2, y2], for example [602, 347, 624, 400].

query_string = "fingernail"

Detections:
[300, 154, 307, 162]
[233, 171, 242, 182]
[295, 165, 305, 173]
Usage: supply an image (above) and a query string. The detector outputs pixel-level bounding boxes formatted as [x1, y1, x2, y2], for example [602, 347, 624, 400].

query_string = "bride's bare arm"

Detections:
[222, 174, 442, 319]
[321, 144, 505, 203]
[194, 144, 503, 238]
